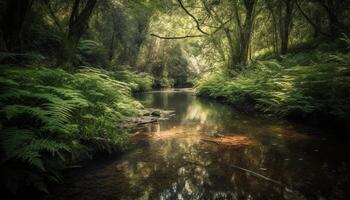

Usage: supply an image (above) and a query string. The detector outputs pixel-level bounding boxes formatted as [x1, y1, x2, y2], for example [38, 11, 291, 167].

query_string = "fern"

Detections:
[0, 52, 45, 64]
[0, 128, 34, 160]
[0, 66, 141, 194]
[2, 105, 47, 121]
[77, 40, 108, 66]
[196, 48, 350, 119]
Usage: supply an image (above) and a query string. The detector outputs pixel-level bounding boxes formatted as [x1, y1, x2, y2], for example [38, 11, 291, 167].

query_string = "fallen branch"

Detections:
[201, 135, 254, 146]
[229, 164, 295, 193]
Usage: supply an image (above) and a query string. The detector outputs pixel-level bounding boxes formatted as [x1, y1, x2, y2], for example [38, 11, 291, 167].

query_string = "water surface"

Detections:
[52, 89, 350, 200]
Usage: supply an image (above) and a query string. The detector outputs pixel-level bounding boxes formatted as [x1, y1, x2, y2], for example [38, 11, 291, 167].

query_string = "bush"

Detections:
[196, 48, 350, 123]
[111, 69, 154, 92]
[77, 40, 109, 67]
[0, 66, 142, 194]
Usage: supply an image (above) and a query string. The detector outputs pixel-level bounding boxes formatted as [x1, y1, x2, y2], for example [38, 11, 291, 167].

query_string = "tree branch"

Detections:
[294, 0, 330, 37]
[43, 0, 64, 33]
[177, 0, 209, 35]
[150, 33, 204, 40]
[150, 15, 232, 40]
[151, 1, 235, 40]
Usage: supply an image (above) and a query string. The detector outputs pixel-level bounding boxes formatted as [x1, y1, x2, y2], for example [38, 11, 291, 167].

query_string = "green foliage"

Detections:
[0, 66, 142, 194]
[110, 68, 154, 92]
[77, 40, 108, 67]
[196, 47, 350, 122]
[0, 52, 46, 65]
[138, 42, 196, 88]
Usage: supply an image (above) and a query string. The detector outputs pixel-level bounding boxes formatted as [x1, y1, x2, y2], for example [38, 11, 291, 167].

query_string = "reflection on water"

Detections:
[52, 89, 350, 200]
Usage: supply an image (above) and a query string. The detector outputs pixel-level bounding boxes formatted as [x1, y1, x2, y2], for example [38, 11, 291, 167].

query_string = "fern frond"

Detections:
[0, 128, 35, 160]
[1, 105, 47, 121]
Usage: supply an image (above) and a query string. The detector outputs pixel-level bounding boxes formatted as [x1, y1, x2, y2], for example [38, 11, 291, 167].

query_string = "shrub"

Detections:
[0, 66, 142, 194]
[196, 48, 350, 123]
[111, 69, 154, 92]
[77, 40, 109, 67]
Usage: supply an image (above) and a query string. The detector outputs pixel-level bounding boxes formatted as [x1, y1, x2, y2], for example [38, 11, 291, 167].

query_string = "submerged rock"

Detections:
[121, 108, 175, 129]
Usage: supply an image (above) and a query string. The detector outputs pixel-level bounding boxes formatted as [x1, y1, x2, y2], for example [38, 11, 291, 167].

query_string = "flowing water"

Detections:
[52, 89, 350, 200]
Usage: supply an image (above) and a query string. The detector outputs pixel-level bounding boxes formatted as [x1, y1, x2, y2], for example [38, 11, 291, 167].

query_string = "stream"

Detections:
[51, 89, 350, 200]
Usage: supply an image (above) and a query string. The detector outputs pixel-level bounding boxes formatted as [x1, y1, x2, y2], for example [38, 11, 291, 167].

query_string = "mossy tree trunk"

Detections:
[57, 0, 97, 69]
[228, 0, 256, 73]
[279, 0, 294, 55]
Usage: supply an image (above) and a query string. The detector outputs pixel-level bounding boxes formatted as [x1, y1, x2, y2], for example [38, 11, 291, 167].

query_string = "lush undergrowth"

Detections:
[111, 69, 154, 92]
[196, 39, 350, 127]
[0, 66, 144, 195]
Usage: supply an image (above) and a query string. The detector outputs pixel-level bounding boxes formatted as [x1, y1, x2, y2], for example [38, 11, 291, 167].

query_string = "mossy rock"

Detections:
[151, 110, 161, 117]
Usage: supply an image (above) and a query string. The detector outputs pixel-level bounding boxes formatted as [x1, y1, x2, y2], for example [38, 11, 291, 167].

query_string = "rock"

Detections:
[161, 110, 175, 115]
[121, 108, 175, 129]
[120, 116, 158, 128]
[140, 109, 151, 116]
[143, 112, 151, 116]
[151, 110, 161, 117]
[138, 117, 158, 125]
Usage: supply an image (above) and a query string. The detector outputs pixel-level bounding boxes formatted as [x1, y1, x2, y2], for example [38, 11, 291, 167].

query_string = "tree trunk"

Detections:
[325, 0, 340, 35]
[317, 0, 343, 35]
[224, 28, 235, 73]
[232, 0, 256, 69]
[1, 0, 33, 52]
[265, 0, 279, 55]
[327, 9, 340, 35]
[0, 0, 7, 51]
[280, 0, 294, 55]
[57, 0, 97, 69]
[313, 10, 321, 38]
[108, 29, 116, 61]
[295, 0, 330, 37]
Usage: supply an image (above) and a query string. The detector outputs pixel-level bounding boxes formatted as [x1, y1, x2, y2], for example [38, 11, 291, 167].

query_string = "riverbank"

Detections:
[49, 89, 350, 200]
[0, 66, 153, 198]
[195, 39, 350, 130]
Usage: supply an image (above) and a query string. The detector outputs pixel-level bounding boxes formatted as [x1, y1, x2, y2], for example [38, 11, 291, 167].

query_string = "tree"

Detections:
[0, 0, 34, 52]
[279, 0, 294, 54]
[315, 0, 349, 35]
[265, 0, 294, 55]
[57, 0, 97, 68]
[231, 0, 257, 67]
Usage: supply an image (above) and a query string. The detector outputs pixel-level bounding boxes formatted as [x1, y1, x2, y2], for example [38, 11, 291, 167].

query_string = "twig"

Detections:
[177, 0, 209, 35]
[201, 138, 221, 144]
[229, 164, 294, 193]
